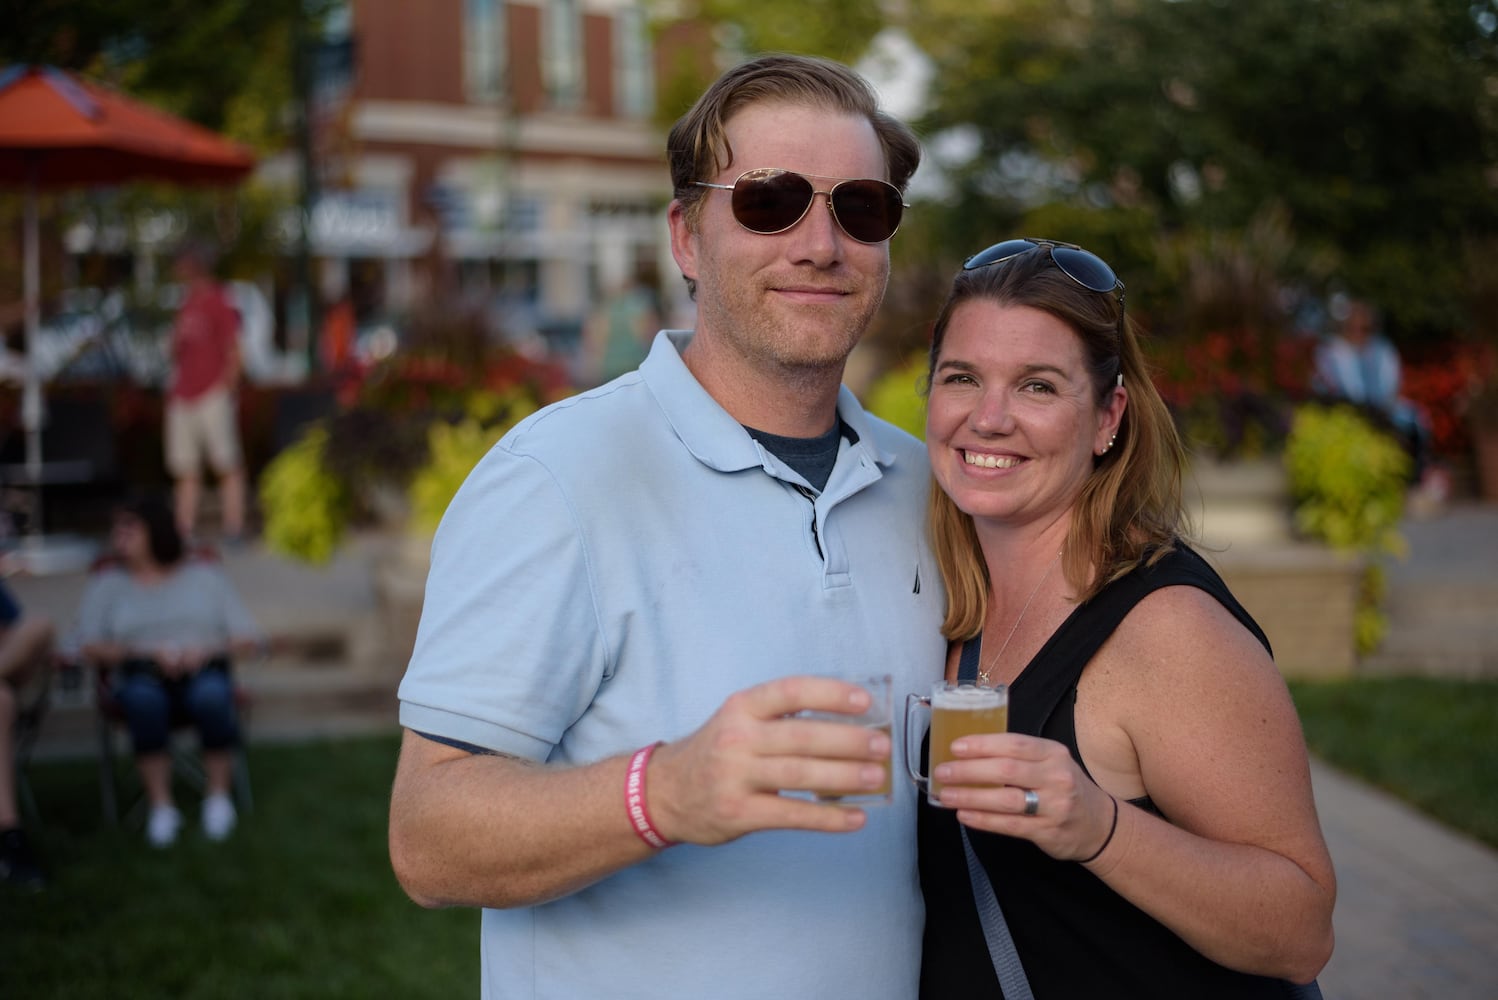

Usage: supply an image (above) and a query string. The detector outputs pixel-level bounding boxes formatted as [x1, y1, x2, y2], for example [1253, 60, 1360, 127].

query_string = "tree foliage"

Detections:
[646, 0, 890, 126]
[0, 0, 344, 333]
[905, 0, 1498, 344]
[652, 0, 885, 65]
[0, 0, 336, 149]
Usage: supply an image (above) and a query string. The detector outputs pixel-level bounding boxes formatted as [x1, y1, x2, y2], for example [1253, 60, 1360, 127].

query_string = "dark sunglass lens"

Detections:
[831, 180, 903, 243]
[731, 170, 815, 234]
[963, 239, 1039, 271]
[1049, 247, 1118, 293]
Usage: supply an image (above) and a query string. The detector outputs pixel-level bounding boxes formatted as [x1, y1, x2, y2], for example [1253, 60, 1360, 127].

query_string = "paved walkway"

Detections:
[1312, 761, 1498, 998]
[10, 505, 1498, 997]
[1363, 501, 1498, 677]
[1310, 499, 1498, 997]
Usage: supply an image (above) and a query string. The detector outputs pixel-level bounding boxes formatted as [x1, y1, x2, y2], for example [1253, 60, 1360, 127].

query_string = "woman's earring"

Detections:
[1100, 433, 1117, 455]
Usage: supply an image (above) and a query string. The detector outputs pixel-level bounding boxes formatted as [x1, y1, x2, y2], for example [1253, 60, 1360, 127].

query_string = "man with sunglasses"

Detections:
[391, 54, 945, 998]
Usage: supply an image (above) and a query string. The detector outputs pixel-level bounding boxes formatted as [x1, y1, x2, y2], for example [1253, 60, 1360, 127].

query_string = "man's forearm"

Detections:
[389, 729, 656, 909]
[388, 677, 890, 909]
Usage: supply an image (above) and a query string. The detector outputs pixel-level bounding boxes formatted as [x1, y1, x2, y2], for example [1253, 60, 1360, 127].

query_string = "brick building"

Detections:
[269, 0, 710, 359]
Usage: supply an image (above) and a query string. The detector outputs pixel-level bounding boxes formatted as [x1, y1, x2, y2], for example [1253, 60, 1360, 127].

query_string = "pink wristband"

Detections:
[625, 742, 674, 850]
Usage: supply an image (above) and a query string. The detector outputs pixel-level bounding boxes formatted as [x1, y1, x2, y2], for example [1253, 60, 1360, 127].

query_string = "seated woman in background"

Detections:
[1311, 295, 1444, 506]
[71, 494, 263, 848]
[917, 239, 1335, 997]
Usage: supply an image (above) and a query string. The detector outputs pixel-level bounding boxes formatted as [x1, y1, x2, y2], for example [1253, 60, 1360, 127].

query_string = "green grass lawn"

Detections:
[5, 679, 1494, 997]
[1291, 677, 1498, 849]
[2, 732, 476, 999]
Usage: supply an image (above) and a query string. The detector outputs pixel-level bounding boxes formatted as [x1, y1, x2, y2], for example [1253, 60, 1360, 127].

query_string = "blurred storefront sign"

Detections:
[274, 190, 432, 258]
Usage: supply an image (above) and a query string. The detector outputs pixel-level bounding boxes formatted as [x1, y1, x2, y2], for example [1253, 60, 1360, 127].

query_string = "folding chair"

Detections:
[92, 659, 255, 827]
[9, 655, 53, 827]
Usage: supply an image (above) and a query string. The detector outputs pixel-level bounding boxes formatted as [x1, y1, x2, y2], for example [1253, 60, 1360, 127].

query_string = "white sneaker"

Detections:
[202, 793, 237, 842]
[146, 805, 182, 848]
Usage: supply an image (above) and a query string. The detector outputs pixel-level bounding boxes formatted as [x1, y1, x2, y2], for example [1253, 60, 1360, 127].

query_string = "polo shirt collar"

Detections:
[642, 331, 898, 476]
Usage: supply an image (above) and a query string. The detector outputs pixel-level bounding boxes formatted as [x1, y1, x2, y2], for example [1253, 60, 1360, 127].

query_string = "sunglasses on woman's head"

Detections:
[693, 167, 908, 244]
[963, 238, 1125, 306]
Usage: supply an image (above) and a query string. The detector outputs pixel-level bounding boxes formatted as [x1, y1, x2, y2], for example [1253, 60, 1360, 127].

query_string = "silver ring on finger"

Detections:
[1023, 788, 1040, 816]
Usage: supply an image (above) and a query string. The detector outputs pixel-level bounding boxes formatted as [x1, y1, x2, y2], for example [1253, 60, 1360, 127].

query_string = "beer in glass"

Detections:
[904, 682, 1008, 806]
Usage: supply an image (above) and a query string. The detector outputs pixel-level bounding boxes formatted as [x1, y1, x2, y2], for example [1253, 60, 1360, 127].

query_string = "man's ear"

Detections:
[667, 200, 698, 286]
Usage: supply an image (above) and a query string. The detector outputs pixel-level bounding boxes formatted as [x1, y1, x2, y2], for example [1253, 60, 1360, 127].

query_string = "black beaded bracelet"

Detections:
[1078, 794, 1119, 864]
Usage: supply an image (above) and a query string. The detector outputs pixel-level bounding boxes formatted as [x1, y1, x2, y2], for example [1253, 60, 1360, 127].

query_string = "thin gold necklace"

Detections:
[978, 550, 1062, 686]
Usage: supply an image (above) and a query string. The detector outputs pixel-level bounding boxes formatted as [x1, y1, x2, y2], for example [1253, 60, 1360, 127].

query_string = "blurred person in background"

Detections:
[1313, 295, 1446, 509]
[165, 242, 247, 544]
[0, 574, 55, 889]
[320, 292, 357, 374]
[579, 261, 663, 385]
[69, 495, 263, 848]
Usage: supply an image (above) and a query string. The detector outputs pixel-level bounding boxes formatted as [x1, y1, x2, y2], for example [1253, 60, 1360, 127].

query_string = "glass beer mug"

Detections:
[903, 681, 1009, 806]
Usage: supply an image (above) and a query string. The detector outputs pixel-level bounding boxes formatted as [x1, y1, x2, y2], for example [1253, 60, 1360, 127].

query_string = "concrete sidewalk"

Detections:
[1307, 502, 1498, 997]
[1312, 761, 1498, 998]
[10, 515, 1498, 997]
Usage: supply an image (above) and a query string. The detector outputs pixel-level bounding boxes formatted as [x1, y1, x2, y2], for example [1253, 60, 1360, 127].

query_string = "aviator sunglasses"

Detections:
[693, 167, 908, 244]
[963, 238, 1126, 310]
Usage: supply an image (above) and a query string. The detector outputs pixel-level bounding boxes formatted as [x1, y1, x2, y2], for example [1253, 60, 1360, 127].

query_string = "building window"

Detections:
[507, 195, 544, 234]
[614, 6, 653, 118]
[544, 0, 583, 108]
[465, 0, 507, 102]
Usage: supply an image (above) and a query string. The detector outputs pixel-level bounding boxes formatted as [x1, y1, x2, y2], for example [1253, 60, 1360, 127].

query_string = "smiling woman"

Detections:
[915, 240, 1334, 998]
[926, 301, 1121, 529]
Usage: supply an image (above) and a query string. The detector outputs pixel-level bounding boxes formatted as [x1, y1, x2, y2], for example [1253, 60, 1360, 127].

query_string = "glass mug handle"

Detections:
[903, 692, 933, 791]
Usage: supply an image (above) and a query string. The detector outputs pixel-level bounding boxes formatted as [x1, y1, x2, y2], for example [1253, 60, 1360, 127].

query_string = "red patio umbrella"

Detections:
[0, 64, 255, 552]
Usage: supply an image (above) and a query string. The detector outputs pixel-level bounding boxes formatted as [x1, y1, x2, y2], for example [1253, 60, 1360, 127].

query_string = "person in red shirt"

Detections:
[165, 243, 246, 543]
[319, 293, 356, 373]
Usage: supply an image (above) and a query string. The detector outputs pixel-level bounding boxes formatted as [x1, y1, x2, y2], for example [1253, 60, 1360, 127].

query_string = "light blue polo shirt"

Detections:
[399, 330, 947, 1000]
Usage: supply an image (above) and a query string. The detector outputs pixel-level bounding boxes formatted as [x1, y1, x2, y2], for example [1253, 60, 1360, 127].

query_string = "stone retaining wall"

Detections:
[1206, 545, 1363, 679]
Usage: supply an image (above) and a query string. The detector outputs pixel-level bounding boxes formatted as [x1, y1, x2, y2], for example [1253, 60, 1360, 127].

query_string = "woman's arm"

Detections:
[1091, 588, 1335, 980]
[936, 586, 1335, 983]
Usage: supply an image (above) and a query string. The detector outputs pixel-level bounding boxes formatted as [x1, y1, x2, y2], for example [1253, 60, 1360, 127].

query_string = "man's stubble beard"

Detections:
[698, 269, 889, 384]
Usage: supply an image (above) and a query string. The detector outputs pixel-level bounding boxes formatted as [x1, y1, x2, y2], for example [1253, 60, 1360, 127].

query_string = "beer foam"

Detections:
[931, 685, 1005, 709]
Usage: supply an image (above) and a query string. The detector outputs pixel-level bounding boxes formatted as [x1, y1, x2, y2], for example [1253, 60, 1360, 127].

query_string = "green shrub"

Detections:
[260, 382, 553, 563]
[257, 426, 350, 565]
[257, 323, 570, 563]
[1284, 403, 1409, 653]
[407, 389, 540, 534]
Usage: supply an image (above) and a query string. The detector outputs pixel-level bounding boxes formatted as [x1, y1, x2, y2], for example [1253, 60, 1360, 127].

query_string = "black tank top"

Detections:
[918, 544, 1288, 999]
